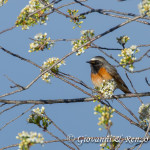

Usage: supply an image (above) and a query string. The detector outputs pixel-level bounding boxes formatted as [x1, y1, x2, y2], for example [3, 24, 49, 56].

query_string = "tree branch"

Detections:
[0, 25, 16, 35]
[0, 104, 36, 131]
[0, 92, 150, 104]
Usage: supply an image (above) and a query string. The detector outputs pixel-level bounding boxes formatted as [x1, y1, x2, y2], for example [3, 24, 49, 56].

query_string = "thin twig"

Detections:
[34, 113, 76, 150]
[136, 120, 150, 150]
[0, 25, 16, 35]
[4, 75, 25, 89]
[76, 0, 147, 20]
[45, 130, 75, 150]
[0, 103, 6, 108]
[137, 44, 150, 48]
[132, 67, 150, 73]
[134, 49, 150, 63]
[145, 77, 150, 86]
[125, 72, 143, 104]
[0, 104, 36, 131]
[114, 108, 142, 130]
[115, 97, 139, 123]
[43, 0, 87, 17]
[0, 104, 20, 115]
[0, 143, 19, 150]
[0, 46, 41, 68]
[127, 143, 141, 150]
[51, 71, 102, 103]
[78, 5, 150, 25]
[91, 46, 122, 51]
[58, 72, 95, 91]
[29, 37, 122, 51]
[44, 113, 80, 150]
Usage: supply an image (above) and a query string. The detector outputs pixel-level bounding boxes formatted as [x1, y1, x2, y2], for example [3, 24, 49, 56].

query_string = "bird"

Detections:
[87, 56, 131, 94]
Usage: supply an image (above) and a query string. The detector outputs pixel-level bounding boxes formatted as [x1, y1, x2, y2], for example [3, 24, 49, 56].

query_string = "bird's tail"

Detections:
[120, 84, 131, 93]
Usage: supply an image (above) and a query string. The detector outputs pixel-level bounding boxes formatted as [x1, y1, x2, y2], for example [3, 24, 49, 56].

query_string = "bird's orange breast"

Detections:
[91, 67, 113, 87]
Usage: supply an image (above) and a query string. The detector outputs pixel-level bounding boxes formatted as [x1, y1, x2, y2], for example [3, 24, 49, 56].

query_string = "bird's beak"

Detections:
[86, 61, 95, 64]
[86, 61, 91, 64]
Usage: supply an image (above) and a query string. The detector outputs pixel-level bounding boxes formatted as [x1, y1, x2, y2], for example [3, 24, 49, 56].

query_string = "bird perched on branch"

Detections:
[87, 56, 131, 94]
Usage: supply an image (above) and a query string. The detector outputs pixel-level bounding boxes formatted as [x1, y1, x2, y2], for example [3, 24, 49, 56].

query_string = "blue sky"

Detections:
[0, 0, 150, 150]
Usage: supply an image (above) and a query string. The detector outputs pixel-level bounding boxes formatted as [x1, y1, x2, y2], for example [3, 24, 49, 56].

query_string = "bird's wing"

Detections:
[105, 64, 131, 93]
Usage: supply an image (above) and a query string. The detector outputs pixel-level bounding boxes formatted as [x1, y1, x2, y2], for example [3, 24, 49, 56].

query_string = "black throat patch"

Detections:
[91, 64, 102, 74]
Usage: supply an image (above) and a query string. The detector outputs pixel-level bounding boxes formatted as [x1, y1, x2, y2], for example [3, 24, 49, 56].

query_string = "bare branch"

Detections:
[0, 25, 16, 35]
[134, 49, 150, 63]
[145, 77, 150, 86]
[115, 97, 139, 123]
[44, 130, 75, 150]
[0, 104, 20, 115]
[0, 46, 41, 68]
[137, 120, 150, 150]
[114, 108, 142, 130]
[132, 67, 150, 73]
[0, 103, 6, 108]
[91, 46, 122, 51]
[0, 104, 36, 131]
[0, 143, 19, 150]
[79, 8, 150, 25]
[0, 92, 150, 104]
[34, 113, 76, 150]
[125, 72, 143, 104]
[137, 44, 150, 48]
[43, 0, 87, 17]
[4, 75, 25, 89]
[43, 113, 80, 150]
[127, 143, 141, 150]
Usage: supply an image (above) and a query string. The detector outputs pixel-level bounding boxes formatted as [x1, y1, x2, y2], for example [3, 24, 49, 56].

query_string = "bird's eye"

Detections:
[95, 60, 100, 64]
[95, 60, 103, 66]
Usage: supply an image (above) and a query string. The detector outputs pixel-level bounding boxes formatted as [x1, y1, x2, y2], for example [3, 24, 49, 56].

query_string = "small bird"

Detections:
[87, 56, 131, 93]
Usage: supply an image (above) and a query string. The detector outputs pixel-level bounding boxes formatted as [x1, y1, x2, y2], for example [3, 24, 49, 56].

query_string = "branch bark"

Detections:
[0, 92, 150, 104]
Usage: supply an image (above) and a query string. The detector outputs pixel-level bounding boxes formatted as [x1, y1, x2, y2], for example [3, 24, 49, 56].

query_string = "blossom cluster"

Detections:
[72, 30, 94, 55]
[16, 131, 44, 150]
[94, 104, 115, 131]
[117, 35, 130, 47]
[67, 9, 85, 29]
[33, 106, 45, 115]
[0, 0, 8, 7]
[28, 106, 51, 130]
[95, 79, 117, 98]
[138, 103, 150, 128]
[100, 139, 118, 150]
[29, 33, 54, 52]
[139, 0, 150, 16]
[118, 45, 140, 71]
[15, 0, 52, 30]
[41, 57, 65, 82]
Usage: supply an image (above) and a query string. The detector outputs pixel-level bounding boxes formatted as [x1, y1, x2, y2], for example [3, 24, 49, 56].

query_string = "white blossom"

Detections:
[16, 131, 44, 150]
